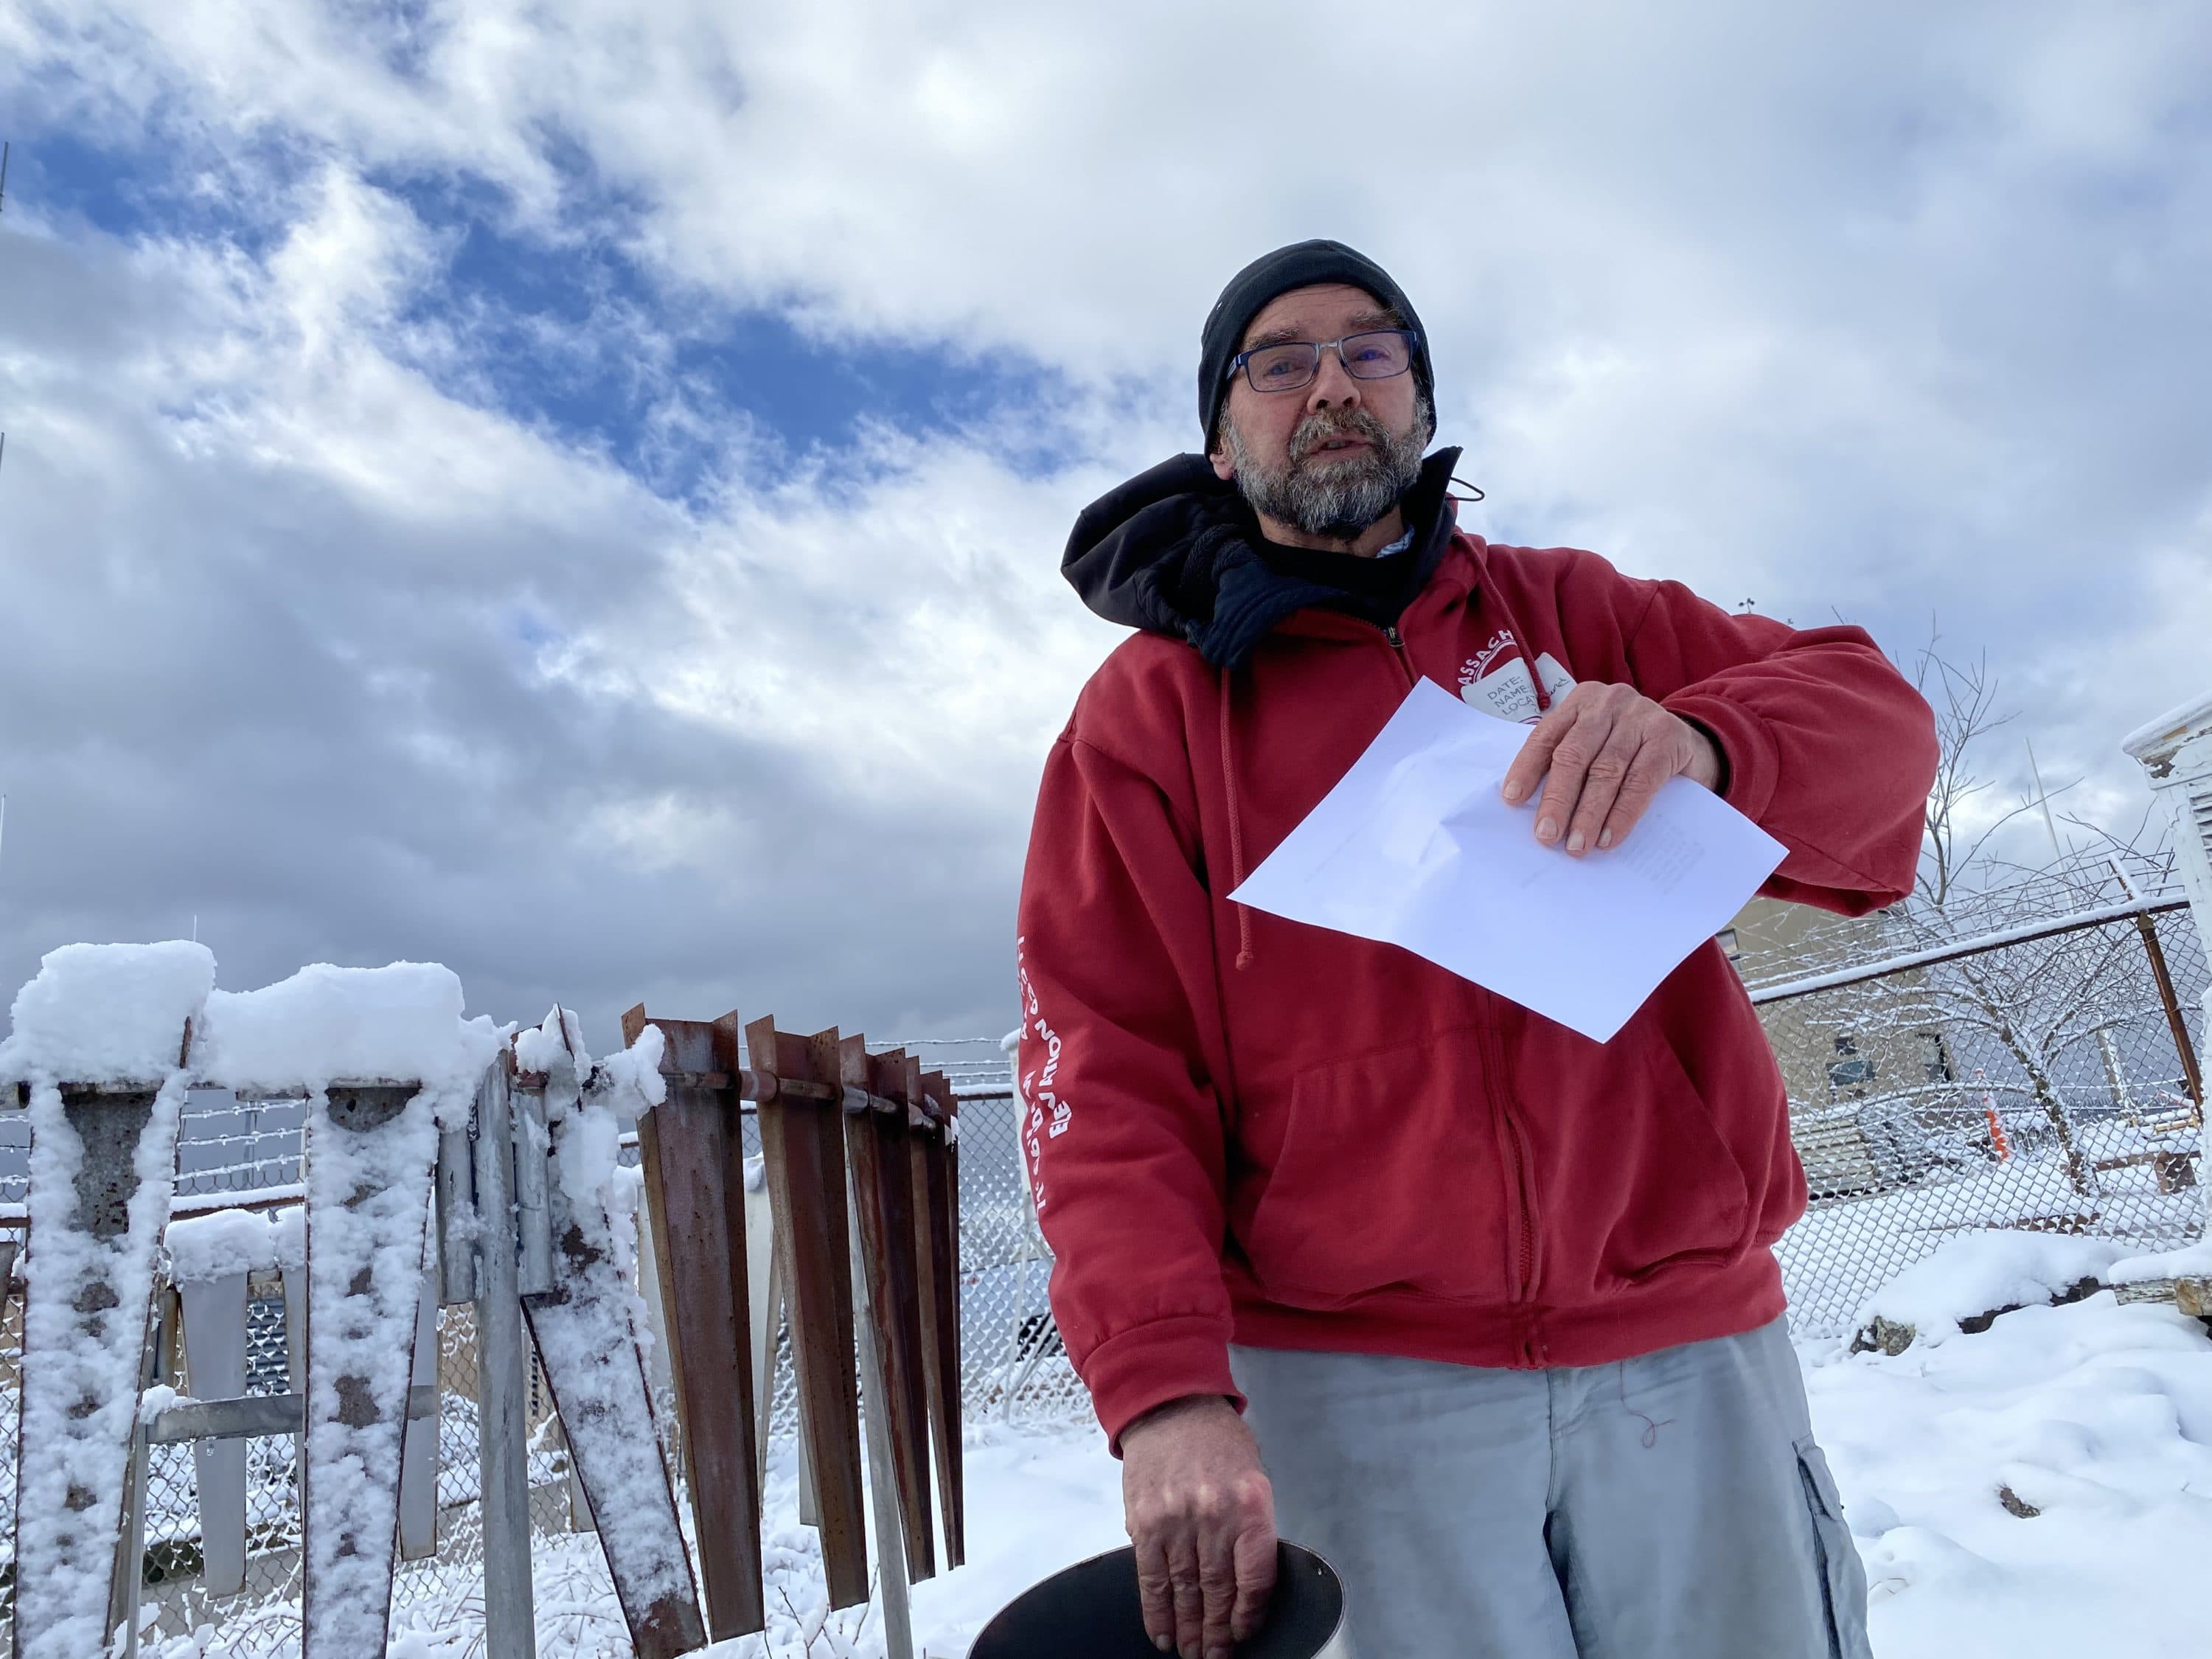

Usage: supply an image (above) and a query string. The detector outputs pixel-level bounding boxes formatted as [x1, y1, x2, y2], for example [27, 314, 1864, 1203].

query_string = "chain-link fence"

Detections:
[3, 911, 2202, 1652]
[1762, 899, 2208, 1336]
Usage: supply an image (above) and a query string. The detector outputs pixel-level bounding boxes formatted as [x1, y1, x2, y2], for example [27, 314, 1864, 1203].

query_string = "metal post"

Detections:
[112, 1295, 166, 1659]
[474, 1063, 538, 1659]
[847, 1161, 914, 1659]
[511, 1079, 556, 1299]
[2136, 912, 2205, 1123]
[436, 1124, 479, 1305]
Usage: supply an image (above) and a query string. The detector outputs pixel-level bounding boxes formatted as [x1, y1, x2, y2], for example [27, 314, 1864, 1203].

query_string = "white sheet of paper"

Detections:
[1228, 678, 1787, 1043]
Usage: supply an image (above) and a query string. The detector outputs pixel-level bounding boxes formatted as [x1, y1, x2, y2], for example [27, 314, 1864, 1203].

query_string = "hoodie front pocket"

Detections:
[1511, 1019, 1753, 1298]
[1238, 1027, 1512, 1310]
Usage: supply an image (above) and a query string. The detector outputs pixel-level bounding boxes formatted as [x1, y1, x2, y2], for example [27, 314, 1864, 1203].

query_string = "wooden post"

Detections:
[843, 1040, 934, 1582]
[522, 1027, 707, 1658]
[749, 1018, 871, 1611]
[473, 1062, 538, 1659]
[620, 1005, 764, 1640]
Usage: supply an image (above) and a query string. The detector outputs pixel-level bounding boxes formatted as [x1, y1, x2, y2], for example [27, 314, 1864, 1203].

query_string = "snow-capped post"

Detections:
[914, 1063, 966, 1566]
[182, 960, 499, 1659]
[618, 1004, 765, 1641]
[841, 1038, 936, 1582]
[0, 940, 213, 1659]
[299, 1082, 436, 1649]
[514, 1009, 708, 1659]
[2124, 693, 2212, 1151]
[748, 1016, 871, 1611]
[472, 1054, 538, 1659]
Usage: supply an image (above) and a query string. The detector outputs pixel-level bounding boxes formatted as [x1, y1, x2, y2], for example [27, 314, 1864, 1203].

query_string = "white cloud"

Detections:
[2, 0, 2209, 1032]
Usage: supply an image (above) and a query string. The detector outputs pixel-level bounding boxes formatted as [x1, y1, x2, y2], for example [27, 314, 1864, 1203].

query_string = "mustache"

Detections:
[1289, 408, 1394, 462]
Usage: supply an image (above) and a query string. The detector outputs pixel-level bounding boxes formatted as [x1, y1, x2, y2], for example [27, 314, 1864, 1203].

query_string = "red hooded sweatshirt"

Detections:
[1016, 451, 1937, 1449]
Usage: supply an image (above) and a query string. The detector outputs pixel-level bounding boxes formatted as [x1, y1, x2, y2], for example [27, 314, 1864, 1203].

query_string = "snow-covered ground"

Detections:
[170, 1288, 2205, 1659]
[1812, 1294, 2212, 1659]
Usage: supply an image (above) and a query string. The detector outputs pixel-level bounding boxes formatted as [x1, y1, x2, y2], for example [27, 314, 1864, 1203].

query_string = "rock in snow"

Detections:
[1851, 1230, 2124, 1351]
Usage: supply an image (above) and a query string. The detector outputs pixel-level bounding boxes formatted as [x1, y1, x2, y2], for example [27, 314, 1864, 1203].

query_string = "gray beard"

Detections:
[1225, 397, 1431, 541]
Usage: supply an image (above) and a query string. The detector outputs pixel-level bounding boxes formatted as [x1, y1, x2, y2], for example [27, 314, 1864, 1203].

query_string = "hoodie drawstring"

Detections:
[1470, 539, 1554, 714]
[1217, 533, 1528, 978]
[1220, 665, 1256, 971]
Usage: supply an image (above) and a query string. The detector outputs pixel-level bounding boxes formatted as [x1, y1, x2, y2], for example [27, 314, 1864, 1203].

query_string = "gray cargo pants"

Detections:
[1231, 1318, 1871, 1659]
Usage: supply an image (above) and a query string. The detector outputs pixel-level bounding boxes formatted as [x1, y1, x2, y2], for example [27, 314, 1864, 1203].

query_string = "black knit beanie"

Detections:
[1198, 239, 1433, 451]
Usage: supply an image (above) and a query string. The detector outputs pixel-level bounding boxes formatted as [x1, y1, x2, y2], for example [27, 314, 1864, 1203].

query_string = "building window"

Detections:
[1828, 1033, 1875, 1093]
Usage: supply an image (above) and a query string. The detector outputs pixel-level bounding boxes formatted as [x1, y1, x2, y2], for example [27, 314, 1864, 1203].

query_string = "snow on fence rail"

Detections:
[0, 947, 976, 1659]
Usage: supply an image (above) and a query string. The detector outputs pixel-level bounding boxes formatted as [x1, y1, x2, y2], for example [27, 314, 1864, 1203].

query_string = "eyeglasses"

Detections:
[1226, 329, 1419, 394]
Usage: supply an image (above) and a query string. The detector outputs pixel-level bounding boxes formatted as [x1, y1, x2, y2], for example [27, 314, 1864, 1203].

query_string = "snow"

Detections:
[125, 1326, 2212, 1659]
[0, 942, 212, 1658]
[515, 1005, 588, 1080]
[10, 1079, 192, 1654]
[524, 1016, 699, 1632]
[1851, 1231, 2125, 1344]
[196, 961, 501, 1111]
[299, 1084, 442, 1655]
[1810, 1295, 2212, 1659]
[164, 1206, 278, 1284]
[2105, 1237, 2212, 1284]
[0, 940, 215, 1083]
[269, 1201, 306, 1271]
[587, 1020, 666, 1121]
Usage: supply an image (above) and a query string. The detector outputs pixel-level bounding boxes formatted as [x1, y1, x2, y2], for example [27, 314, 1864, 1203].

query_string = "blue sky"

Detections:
[13, 122, 1077, 499]
[1, 0, 2208, 1041]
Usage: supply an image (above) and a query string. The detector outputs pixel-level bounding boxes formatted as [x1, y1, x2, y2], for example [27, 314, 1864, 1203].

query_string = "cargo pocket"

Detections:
[1794, 1436, 1871, 1659]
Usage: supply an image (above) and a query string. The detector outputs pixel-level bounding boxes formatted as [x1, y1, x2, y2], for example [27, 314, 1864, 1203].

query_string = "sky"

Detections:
[1, 0, 2208, 1048]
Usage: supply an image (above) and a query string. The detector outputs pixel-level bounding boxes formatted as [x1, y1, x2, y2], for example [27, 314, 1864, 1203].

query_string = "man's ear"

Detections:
[1208, 434, 1236, 483]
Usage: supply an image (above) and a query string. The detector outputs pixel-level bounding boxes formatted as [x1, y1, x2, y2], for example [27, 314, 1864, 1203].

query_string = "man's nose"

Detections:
[1306, 347, 1363, 412]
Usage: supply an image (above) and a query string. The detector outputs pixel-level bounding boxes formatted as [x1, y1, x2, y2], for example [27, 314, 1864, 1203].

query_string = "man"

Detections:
[1015, 240, 1934, 1659]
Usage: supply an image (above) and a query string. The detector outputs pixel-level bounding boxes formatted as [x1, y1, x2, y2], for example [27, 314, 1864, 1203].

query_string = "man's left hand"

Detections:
[1500, 683, 1722, 855]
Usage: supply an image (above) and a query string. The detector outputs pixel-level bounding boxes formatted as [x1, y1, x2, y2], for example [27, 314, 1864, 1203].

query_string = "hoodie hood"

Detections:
[1062, 447, 1466, 667]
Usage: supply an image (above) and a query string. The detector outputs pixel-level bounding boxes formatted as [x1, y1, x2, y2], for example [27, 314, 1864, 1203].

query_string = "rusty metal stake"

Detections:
[751, 1019, 870, 1610]
[2138, 911, 2206, 1123]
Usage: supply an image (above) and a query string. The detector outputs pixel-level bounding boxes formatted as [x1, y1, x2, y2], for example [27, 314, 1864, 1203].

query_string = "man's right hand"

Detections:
[1120, 1394, 1278, 1659]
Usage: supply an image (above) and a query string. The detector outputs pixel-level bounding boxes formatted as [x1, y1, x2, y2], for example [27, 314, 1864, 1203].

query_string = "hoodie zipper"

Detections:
[1374, 622, 1416, 689]
[1478, 1000, 1544, 1366]
[1373, 616, 1542, 1361]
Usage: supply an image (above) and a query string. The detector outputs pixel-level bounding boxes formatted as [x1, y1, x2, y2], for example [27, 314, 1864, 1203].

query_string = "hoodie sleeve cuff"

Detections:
[1663, 690, 1779, 827]
[1082, 1315, 1245, 1456]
